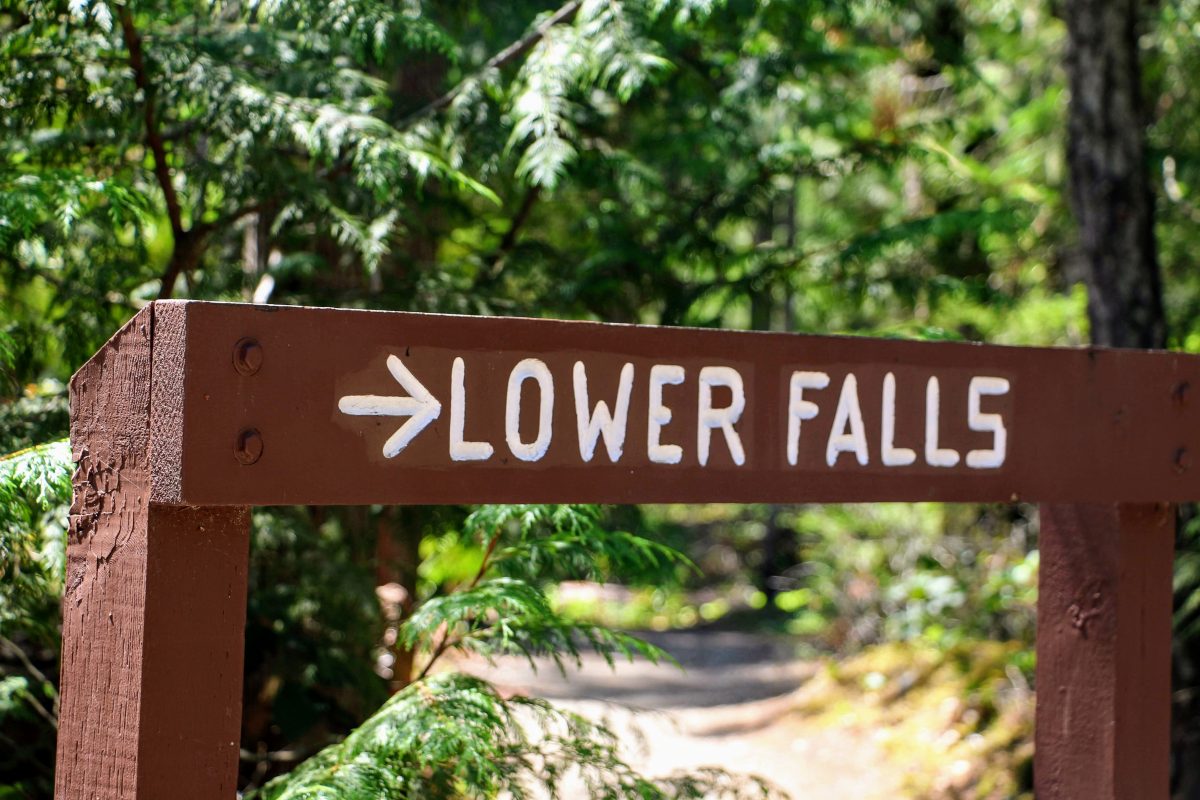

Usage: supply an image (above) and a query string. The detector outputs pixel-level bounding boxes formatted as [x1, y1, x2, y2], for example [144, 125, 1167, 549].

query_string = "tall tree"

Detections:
[1063, 0, 1166, 348]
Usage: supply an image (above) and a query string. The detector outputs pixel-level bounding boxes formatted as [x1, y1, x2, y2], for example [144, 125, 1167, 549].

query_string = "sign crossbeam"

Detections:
[145, 300, 1200, 506]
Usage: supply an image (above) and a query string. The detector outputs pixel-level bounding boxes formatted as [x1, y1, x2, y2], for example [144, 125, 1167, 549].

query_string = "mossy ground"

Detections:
[790, 640, 1034, 799]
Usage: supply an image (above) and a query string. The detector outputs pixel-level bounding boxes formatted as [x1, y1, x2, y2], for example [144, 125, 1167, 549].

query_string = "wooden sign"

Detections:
[153, 301, 1200, 505]
[58, 301, 1186, 800]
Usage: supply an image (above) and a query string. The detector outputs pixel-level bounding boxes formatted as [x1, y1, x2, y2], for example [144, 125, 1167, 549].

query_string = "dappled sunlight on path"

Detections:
[452, 630, 910, 799]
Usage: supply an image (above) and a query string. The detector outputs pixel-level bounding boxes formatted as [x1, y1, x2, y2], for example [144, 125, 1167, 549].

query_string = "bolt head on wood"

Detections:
[232, 338, 263, 376]
[234, 428, 263, 465]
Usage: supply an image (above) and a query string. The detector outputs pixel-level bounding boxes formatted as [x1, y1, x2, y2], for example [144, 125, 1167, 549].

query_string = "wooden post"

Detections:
[1036, 503, 1175, 799]
[56, 306, 251, 799]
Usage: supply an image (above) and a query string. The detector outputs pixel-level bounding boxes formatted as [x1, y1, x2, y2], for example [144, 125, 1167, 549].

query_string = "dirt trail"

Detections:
[454, 630, 909, 799]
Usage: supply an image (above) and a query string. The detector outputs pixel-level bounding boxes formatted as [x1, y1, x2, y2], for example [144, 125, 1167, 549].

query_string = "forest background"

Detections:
[2, 0, 1199, 797]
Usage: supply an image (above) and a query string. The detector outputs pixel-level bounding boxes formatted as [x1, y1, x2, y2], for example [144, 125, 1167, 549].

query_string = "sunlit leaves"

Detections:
[1, 0, 485, 304]
[506, 1, 673, 189]
[400, 576, 555, 652]
[0, 171, 150, 250]
[256, 0, 458, 64]
[0, 440, 70, 645]
[67, 0, 113, 32]
[400, 504, 684, 672]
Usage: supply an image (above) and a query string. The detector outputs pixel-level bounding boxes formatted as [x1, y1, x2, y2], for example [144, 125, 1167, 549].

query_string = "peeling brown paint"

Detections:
[1067, 590, 1104, 638]
[57, 306, 156, 798]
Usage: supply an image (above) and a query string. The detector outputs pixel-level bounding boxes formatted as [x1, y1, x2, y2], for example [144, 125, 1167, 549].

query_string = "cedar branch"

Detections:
[401, 0, 581, 128]
[483, 186, 540, 282]
[0, 635, 58, 727]
[415, 528, 503, 680]
[117, 5, 189, 299]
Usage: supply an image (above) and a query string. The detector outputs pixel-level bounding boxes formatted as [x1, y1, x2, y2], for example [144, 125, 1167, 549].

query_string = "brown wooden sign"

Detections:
[58, 300, 1186, 800]
[153, 300, 1200, 506]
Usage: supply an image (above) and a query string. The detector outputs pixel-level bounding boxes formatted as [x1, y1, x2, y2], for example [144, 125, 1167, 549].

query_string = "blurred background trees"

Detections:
[2, 0, 1199, 797]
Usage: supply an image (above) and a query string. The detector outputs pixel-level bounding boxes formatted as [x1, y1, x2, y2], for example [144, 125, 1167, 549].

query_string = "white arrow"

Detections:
[338, 355, 443, 458]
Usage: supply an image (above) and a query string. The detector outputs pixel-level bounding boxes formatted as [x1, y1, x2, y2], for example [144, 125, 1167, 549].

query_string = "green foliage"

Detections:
[470, 503, 690, 585]
[1147, 0, 1200, 350]
[7, 0, 1200, 794]
[403, 505, 685, 674]
[1, 0, 1082, 354]
[253, 672, 774, 800]
[253, 505, 774, 800]
[243, 508, 391, 756]
[637, 502, 1038, 657]
[0, 392, 67, 461]
[0, 440, 70, 647]
[0, 440, 70, 798]
[1177, 513, 1200, 646]
[0, 171, 149, 253]
[503, 0, 677, 188]
[2, 0, 490, 294]
[805, 503, 1038, 649]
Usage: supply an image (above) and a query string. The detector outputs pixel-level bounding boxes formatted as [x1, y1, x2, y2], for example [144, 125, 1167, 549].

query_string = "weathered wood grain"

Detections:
[56, 304, 250, 800]
[57, 307, 155, 799]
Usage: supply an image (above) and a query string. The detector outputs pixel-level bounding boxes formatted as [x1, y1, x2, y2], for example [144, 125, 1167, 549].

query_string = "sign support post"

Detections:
[55, 306, 250, 799]
[1035, 503, 1175, 798]
[54, 300, 1193, 798]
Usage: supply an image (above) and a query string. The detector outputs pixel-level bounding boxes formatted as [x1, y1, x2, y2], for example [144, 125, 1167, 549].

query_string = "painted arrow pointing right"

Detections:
[338, 354, 443, 458]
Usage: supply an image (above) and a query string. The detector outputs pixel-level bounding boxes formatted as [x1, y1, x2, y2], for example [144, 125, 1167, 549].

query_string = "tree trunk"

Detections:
[1064, 0, 1165, 349]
